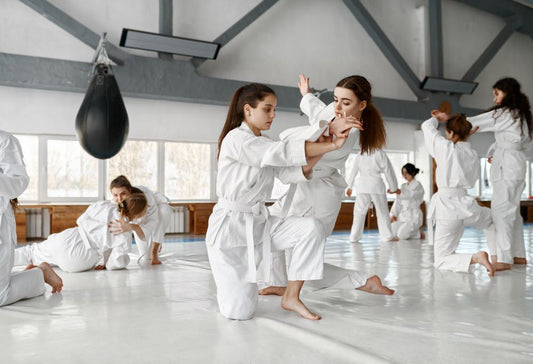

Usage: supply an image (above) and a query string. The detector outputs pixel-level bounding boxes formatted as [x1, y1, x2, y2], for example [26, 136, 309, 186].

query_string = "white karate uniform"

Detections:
[347, 149, 398, 242]
[468, 109, 530, 263]
[0, 130, 44, 307]
[390, 179, 424, 240]
[132, 186, 171, 259]
[206, 123, 325, 320]
[14, 201, 132, 272]
[422, 117, 494, 273]
[267, 94, 369, 290]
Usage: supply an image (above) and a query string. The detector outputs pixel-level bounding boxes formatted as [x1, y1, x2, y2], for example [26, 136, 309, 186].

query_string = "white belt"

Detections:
[496, 141, 523, 151]
[427, 187, 467, 245]
[217, 198, 271, 283]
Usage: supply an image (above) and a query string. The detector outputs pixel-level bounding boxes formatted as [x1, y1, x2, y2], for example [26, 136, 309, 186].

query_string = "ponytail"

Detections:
[218, 83, 276, 159]
[10, 198, 18, 212]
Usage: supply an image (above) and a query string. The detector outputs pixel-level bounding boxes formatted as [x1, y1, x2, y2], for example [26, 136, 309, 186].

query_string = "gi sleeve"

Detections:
[0, 134, 29, 199]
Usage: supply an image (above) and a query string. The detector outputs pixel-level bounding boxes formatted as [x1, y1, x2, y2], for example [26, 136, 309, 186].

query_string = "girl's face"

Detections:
[244, 94, 277, 136]
[333, 87, 367, 119]
[111, 186, 131, 203]
[493, 88, 506, 105]
[402, 168, 414, 182]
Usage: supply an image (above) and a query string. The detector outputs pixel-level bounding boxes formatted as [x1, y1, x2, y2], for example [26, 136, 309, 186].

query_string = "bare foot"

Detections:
[38, 262, 63, 293]
[420, 229, 426, 240]
[492, 262, 511, 271]
[258, 286, 286, 296]
[471, 251, 494, 277]
[151, 256, 162, 265]
[24, 264, 37, 271]
[94, 265, 106, 270]
[390, 237, 399, 242]
[514, 257, 527, 265]
[281, 296, 321, 320]
[356, 275, 395, 295]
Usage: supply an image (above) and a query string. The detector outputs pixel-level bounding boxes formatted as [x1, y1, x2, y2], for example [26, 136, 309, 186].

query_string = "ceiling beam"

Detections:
[455, 0, 533, 37]
[19, 0, 129, 65]
[191, 0, 279, 68]
[428, 0, 444, 77]
[342, 0, 428, 100]
[462, 16, 520, 81]
[158, 0, 174, 61]
[0, 52, 482, 122]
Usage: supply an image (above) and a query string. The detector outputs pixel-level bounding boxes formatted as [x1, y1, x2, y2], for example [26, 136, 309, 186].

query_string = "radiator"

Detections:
[165, 205, 189, 234]
[25, 208, 50, 239]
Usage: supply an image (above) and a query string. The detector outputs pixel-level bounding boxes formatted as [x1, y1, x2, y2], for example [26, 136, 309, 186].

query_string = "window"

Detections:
[106, 140, 158, 196]
[164, 142, 211, 200]
[14, 135, 39, 201]
[47, 139, 99, 198]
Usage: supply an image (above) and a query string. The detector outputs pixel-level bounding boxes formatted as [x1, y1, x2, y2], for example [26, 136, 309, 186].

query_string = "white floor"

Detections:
[2, 227, 533, 364]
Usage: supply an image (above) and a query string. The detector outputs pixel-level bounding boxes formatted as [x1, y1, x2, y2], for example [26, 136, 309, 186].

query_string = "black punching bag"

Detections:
[76, 63, 129, 159]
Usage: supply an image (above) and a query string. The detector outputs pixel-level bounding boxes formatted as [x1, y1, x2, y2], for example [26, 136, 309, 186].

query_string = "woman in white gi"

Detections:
[422, 111, 495, 275]
[346, 149, 399, 243]
[390, 163, 425, 240]
[262, 75, 395, 297]
[467, 78, 532, 270]
[14, 192, 147, 272]
[1, 130, 63, 306]
[208, 83, 349, 321]
[109, 175, 171, 265]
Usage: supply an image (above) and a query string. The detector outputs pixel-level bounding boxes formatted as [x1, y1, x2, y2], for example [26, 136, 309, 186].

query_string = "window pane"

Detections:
[165, 142, 211, 199]
[107, 140, 158, 196]
[14, 135, 38, 201]
[47, 140, 99, 197]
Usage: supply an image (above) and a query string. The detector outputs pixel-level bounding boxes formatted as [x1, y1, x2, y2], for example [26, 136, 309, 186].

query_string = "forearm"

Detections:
[304, 140, 338, 158]
[129, 223, 145, 241]
[302, 155, 322, 179]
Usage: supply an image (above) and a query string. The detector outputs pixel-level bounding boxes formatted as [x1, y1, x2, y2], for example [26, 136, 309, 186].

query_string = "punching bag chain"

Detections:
[90, 32, 111, 78]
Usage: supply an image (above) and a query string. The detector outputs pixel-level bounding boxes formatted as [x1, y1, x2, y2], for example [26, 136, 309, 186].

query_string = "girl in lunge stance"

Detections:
[390, 163, 425, 240]
[207, 83, 349, 321]
[261, 75, 394, 297]
[422, 111, 495, 276]
[14, 193, 147, 272]
[467, 77, 532, 270]
[109, 175, 172, 265]
[1, 130, 62, 306]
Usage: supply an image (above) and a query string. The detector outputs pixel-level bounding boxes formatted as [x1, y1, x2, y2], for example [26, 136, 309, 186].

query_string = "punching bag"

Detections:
[76, 63, 129, 159]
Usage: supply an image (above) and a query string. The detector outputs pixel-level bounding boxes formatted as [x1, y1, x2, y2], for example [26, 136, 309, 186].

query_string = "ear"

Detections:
[359, 100, 367, 112]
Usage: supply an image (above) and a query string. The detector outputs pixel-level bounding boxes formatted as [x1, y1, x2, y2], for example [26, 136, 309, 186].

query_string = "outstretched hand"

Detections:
[387, 189, 401, 195]
[431, 109, 449, 122]
[108, 219, 131, 235]
[298, 74, 311, 97]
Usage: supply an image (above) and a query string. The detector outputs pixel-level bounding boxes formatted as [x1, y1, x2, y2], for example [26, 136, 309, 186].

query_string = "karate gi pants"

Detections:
[207, 216, 325, 320]
[491, 180, 526, 263]
[434, 206, 493, 273]
[350, 193, 394, 242]
[1, 216, 45, 306]
[14, 228, 101, 273]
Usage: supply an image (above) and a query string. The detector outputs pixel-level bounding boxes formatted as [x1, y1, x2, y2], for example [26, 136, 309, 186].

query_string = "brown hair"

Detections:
[446, 114, 472, 141]
[117, 192, 147, 220]
[10, 198, 18, 212]
[218, 83, 276, 159]
[336, 76, 386, 154]
[110, 175, 133, 192]
[490, 77, 532, 139]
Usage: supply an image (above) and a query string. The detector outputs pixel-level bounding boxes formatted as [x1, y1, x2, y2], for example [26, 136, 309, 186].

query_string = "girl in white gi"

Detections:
[14, 193, 147, 272]
[261, 75, 394, 297]
[346, 149, 399, 243]
[422, 112, 494, 276]
[390, 163, 425, 240]
[467, 78, 532, 270]
[208, 83, 349, 321]
[1, 131, 63, 306]
[109, 175, 171, 265]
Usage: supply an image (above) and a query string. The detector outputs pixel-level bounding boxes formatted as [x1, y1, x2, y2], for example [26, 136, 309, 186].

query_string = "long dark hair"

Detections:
[489, 77, 532, 138]
[117, 192, 147, 220]
[336, 75, 386, 155]
[217, 83, 276, 159]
